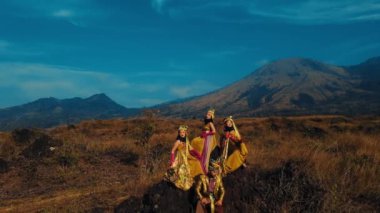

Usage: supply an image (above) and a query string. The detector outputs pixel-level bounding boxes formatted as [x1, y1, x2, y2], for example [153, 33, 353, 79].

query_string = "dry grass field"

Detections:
[0, 114, 379, 212]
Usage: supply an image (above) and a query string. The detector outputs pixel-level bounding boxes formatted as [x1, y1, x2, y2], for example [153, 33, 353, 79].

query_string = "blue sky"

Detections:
[0, 0, 380, 108]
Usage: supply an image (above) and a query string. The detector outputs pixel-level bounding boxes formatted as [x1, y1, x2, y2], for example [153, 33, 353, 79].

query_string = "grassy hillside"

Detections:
[0, 115, 379, 212]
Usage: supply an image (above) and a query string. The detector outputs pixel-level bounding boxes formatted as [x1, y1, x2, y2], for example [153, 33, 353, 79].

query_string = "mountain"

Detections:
[157, 57, 380, 117]
[0, 94, 139, 131]
[1, 57, 378, 130]
[346, 56, 380, 92]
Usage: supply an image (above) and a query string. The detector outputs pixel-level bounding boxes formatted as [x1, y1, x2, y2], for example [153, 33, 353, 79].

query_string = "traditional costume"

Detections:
[220, 116, 248, 175]
[165, 125, 203, 190]
[191, 109, 218, 174]
[195, 163, 225, 213]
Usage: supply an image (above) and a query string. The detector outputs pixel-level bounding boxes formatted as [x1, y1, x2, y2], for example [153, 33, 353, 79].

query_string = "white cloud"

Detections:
[114, 82, 130, 89]
[151, 0, 169, 13]
[0, 62, 131, 107]
[170, 80, 218, 98]
[0, 39, 44, 56]
[152, 0, 380, 24]
[138, 98, 166, 106]
[0, 63, 108, 80]
[0, 62, 201, 108]
[0, 40, 12, 55]
[0, 40, 10, 50]
[133, 71, 189, 77]
[17, 80, 89, 100]
[4, 0, 105, 27]
[351, 13, 380, 21]
[248, 1, 380, 24]
[203, 47, 250, 59]
[52, 9, 74, 18]
[255, 59, 269, 67]
[170, 87, 191, 97]
[134, 84, 163, 92]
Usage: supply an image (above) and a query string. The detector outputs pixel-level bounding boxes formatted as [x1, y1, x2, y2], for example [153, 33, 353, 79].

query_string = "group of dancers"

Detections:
[164, 109, 248, 213]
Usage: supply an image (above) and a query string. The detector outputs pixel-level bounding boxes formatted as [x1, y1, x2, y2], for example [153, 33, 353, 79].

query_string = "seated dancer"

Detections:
[191, 109, 218, 175]
[220, 116, 248, 175]
[195, 163, 225, 213]
[165, 125, 202, 190]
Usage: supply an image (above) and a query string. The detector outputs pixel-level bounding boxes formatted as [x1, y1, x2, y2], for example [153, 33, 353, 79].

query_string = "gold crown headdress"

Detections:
[223, 115, 233, 123]
[178, 125, 188, 131]
[223, 115, 241, 139]
[178, 125, 190, 155]
[207, 108, 215, 119]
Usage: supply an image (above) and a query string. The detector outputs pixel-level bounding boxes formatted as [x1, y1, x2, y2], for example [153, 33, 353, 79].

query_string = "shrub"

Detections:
[57, 153, 78, 167]
[22, 135, 63, 159]
[0, 158, 9, 173]
[11, 128, 37, 145]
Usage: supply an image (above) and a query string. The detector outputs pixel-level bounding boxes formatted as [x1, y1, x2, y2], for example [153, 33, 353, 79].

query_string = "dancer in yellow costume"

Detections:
[220, 116, 248, 175]
[191, 109, 217, 175]
[165, 125, 203, 190]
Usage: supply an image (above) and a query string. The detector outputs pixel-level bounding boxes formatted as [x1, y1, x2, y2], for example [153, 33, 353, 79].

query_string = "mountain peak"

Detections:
[88, 93, 108, 98]
[157, 56, 380, 117]
[360, 56, 380, 66]
[271, 57, 329, 68]
[274, 57, 316, 64]
[34, 97, 58, 102]
[21, 97, 59, 108]
[86, 93, 112, 102]
[0, 94, 139, 131]
[347, 56, 380, 79]
[364, 56, 380, 63]
[255, 57, 338, 77]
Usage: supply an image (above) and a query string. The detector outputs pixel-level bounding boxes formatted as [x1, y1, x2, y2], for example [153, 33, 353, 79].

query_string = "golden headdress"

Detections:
[178, 125, 188, 131]
[223, 116, 233, 123]
[223, 115, 241, 139]
[207, 108, 215, 119]
[177, 125, 190, 156]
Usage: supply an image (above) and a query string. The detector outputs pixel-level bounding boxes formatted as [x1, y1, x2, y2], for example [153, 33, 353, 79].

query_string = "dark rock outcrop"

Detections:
[115, 160, 325, 212]
[115, 181, 196, 213]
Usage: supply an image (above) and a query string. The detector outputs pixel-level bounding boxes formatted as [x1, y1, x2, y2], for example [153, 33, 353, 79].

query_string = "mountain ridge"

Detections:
[156, 56, 380, 117]
[1, 56, 379, 130]
[0, 94, 139, 131]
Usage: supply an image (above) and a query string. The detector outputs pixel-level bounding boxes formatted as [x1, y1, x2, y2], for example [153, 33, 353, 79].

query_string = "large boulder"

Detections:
[115, 181, 196, 213]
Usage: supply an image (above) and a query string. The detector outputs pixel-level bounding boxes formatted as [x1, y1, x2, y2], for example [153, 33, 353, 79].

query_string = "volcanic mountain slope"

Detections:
[157, 57, 380, 117]
[0, 94, 139, 131]
[346, 56, 380, 92]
